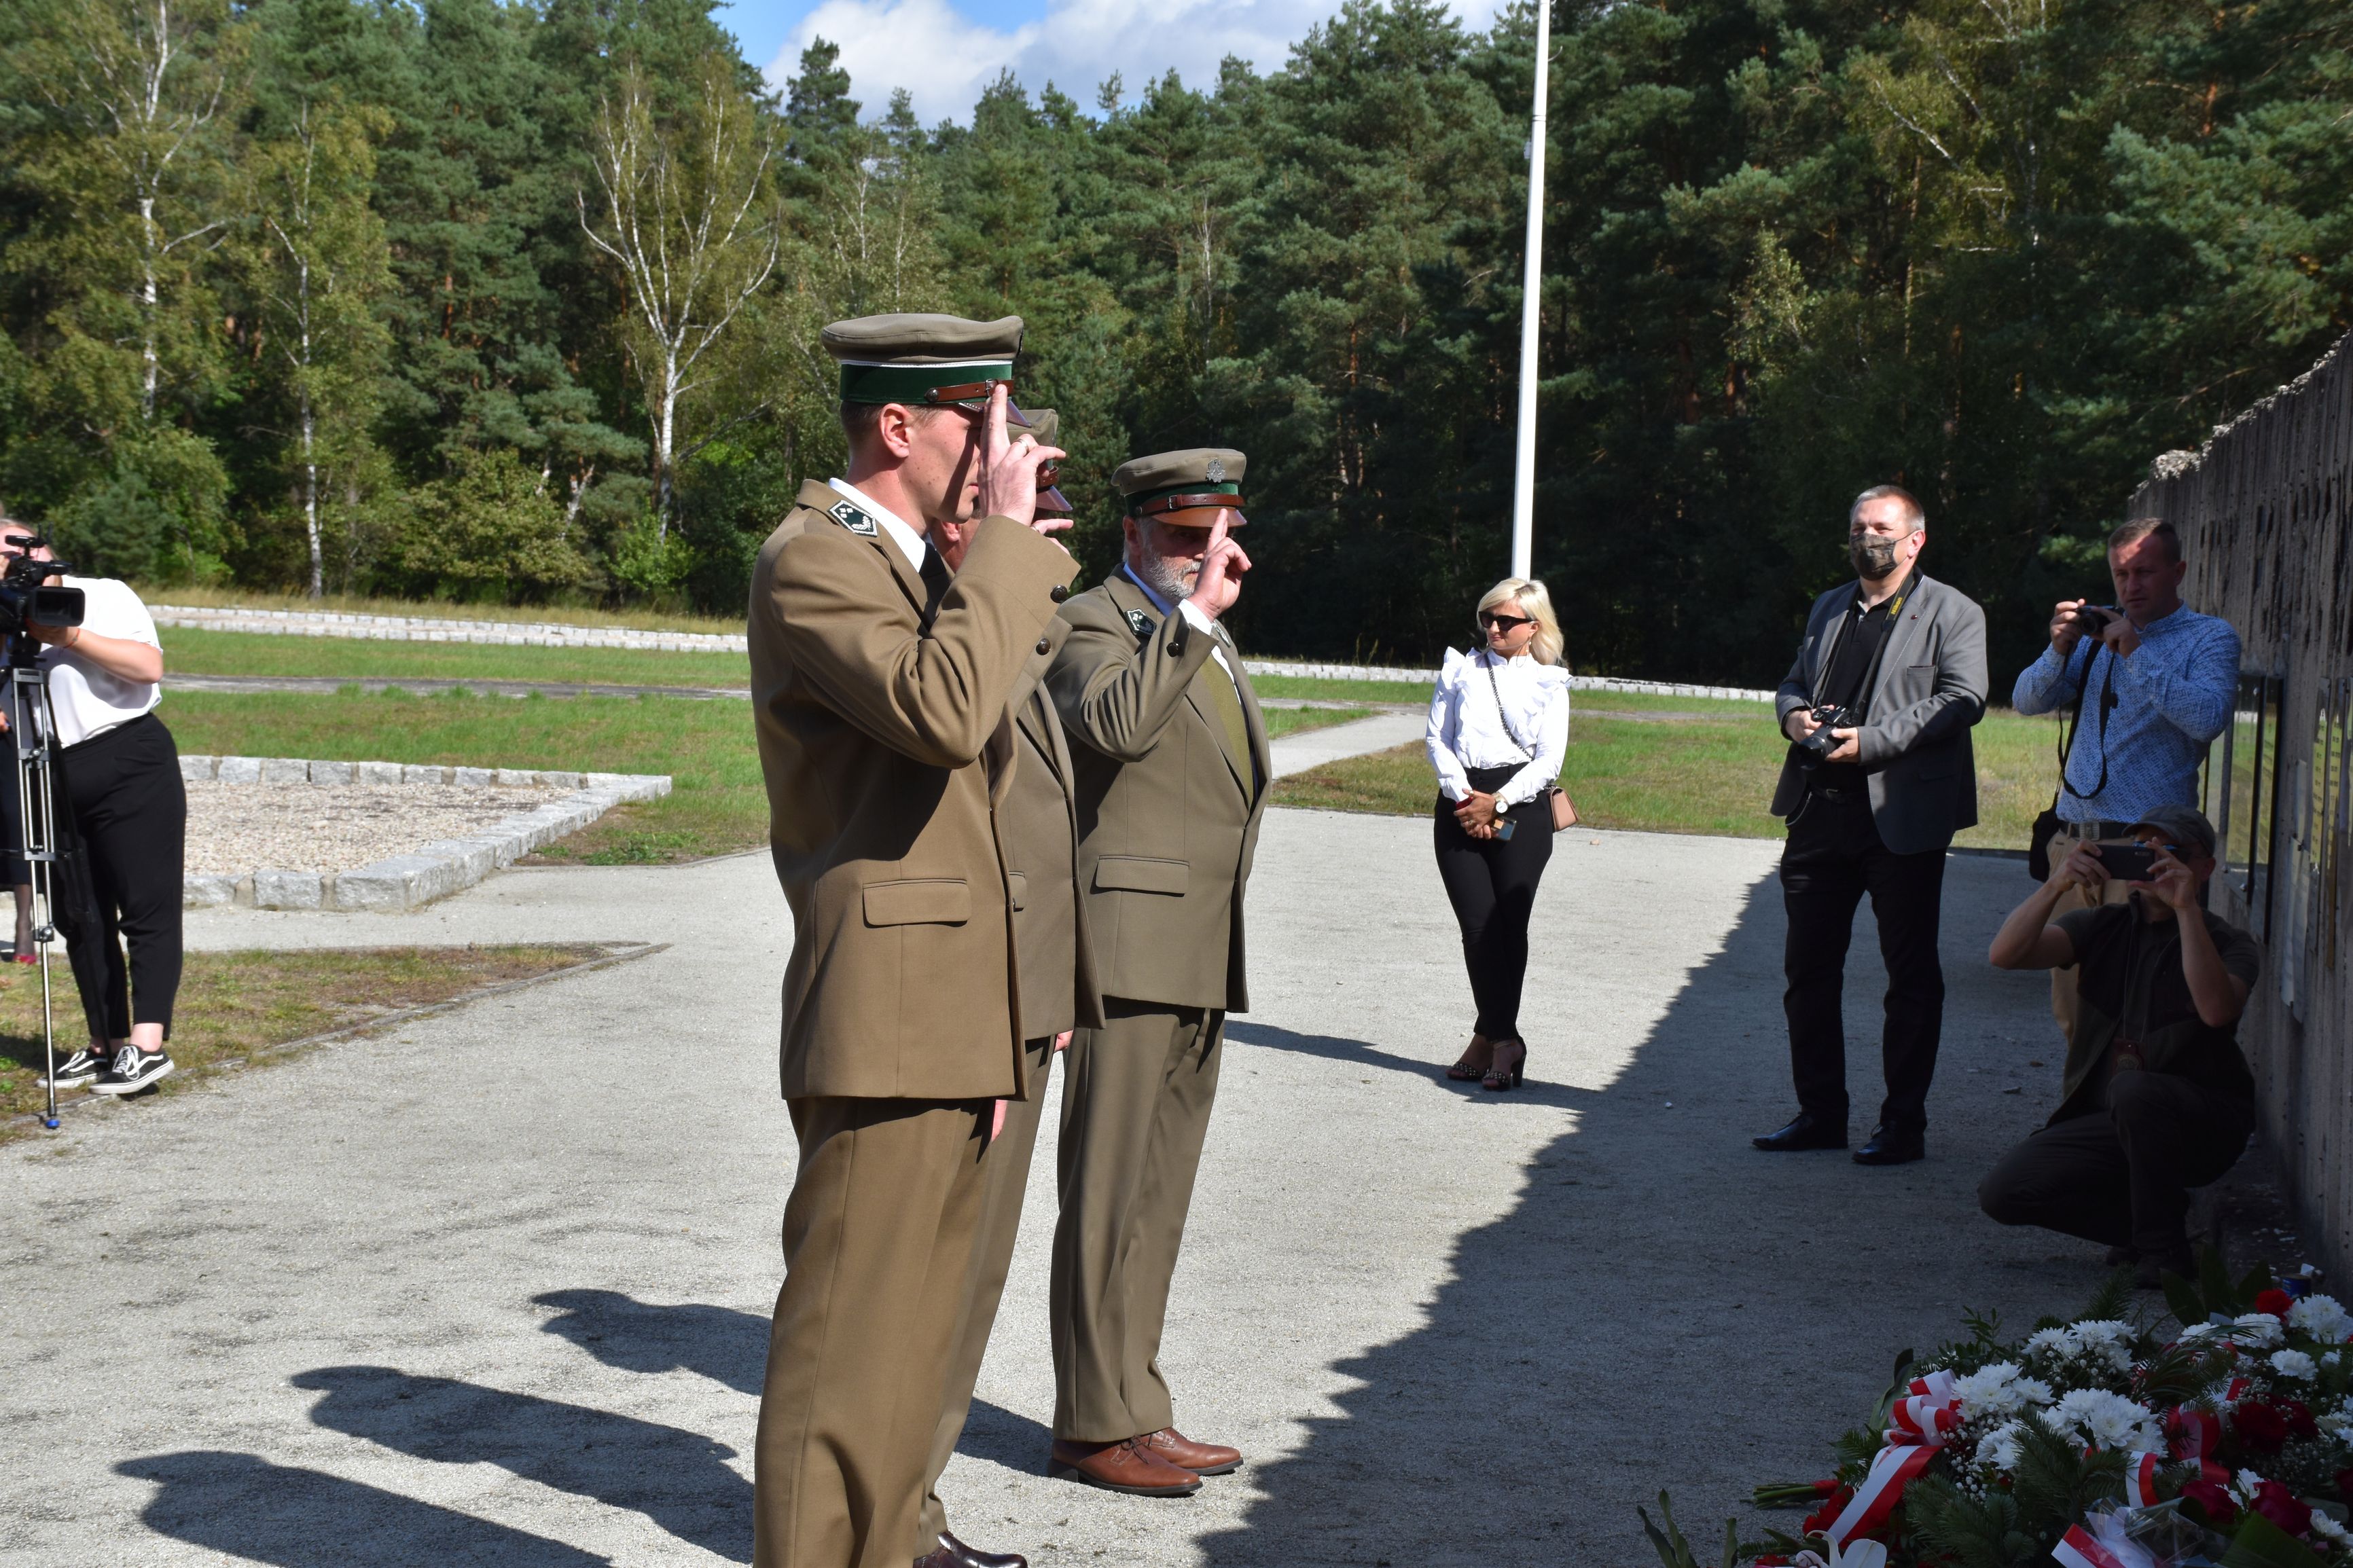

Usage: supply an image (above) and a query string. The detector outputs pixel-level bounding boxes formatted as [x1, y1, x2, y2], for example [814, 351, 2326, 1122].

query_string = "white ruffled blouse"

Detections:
[1424, 646, 1571, 805]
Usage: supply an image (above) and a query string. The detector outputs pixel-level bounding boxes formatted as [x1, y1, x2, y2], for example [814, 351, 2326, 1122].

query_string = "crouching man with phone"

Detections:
[1978, 805, 2257, 1287]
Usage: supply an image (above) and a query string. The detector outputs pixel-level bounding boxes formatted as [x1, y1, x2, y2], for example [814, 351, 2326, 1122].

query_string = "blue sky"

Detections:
[717, 0, 1504, 125]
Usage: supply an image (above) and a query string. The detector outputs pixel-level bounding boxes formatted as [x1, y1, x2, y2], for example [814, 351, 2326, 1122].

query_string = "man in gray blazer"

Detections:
[1755, 484, 1988, 1166]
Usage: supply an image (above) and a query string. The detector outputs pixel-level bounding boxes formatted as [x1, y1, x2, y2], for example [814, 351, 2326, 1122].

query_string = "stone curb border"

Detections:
[151, 605, 745, 653]
[179, 755, 672, 912]
[1246, 657, 1776, 703]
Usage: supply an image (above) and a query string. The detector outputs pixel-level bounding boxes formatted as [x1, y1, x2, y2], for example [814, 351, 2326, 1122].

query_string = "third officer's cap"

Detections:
[1112, 448, 1248, 527]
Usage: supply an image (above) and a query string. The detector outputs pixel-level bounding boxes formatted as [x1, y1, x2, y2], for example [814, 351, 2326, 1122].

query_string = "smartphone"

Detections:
[2095, 843, 2157, 882]
[1494, 818, 1517, 841]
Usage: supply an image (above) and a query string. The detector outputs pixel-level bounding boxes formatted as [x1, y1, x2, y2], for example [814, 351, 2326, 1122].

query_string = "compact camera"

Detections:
[1794, 704, 1850, 763]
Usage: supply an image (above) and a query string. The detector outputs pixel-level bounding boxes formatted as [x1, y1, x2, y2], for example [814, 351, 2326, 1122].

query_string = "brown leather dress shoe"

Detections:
[939, 1532, 1027, 1568]
[915, 1550, 962, 1568]
[1141, 1427, 1242, 1475]
[1048, 1436, 1203, 1497]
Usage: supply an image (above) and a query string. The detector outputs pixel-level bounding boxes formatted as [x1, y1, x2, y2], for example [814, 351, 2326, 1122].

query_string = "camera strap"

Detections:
[2058, 637, 2118, 802]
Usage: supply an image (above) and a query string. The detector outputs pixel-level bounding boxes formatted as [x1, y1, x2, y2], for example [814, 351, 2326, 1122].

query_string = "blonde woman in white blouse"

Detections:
[1424, 577, 1570, 1090]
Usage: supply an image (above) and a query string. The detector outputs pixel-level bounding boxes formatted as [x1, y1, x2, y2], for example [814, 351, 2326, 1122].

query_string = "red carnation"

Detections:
[2235, 1400, 2291, 1451]
[1801, 1486, 1853, 1536]
[2180, 1477, 2240, 1525]
[1812, 1478, 1843, 1497]
[2336, 1465, 2353, 1503]
[2252, 1480, 2314, 1537]
[2282, 1400, 2320, 1441]
[2257, 1288, 2293, 1318]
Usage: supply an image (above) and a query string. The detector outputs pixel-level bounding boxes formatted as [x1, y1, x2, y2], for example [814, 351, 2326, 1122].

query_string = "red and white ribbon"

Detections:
[2166, 1406, 2220, 1459]
[1825, 1372, 1961, 1548]
[2054, 1522, 2156, 1568]
[2123, 1453, 2160, 1509]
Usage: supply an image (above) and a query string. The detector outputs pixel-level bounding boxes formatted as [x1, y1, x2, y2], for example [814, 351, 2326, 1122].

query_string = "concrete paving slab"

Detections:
[2, 812, 2100, 1567]
[1268, 712, 1425, 778]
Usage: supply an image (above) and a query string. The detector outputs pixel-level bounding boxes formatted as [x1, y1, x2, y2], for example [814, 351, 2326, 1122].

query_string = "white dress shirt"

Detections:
[828, 477, 933, 577]
[1425, 646, 1570, 806]
[43, 576, 162, 748]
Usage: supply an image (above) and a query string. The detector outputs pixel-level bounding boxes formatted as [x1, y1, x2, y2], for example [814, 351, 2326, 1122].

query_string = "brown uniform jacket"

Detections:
[1047, 570, 1270, 1013]
[750, 478, 1077, 1100]
[1001, 640, 1106, 1055]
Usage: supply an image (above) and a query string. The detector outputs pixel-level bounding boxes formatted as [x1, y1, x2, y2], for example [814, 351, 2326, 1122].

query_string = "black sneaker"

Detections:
[37, 1047, 103, 1089]
[90, 1045, 174, 1096]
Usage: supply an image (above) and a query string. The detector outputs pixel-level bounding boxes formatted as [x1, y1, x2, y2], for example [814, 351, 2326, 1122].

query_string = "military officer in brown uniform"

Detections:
[1043, 449, 1268, 1497]
[748, 314, 1075, 1568]
[915, 409, 1097, 1568]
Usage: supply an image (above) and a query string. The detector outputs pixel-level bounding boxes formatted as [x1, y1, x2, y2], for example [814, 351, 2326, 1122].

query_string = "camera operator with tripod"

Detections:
[1, 515, 186, 1099]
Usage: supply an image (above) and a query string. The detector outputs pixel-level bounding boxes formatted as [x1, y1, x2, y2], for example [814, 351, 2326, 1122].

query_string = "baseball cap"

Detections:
[2127, 804, 2217, 860]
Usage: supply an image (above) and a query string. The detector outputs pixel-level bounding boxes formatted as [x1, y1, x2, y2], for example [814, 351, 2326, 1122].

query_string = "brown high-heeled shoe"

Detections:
[1445, 1034, 1492, 1080]
[1483, 1038, 1527, 1091]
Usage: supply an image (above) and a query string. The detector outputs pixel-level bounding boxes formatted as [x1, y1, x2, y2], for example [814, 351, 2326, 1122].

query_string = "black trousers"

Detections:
[1978, 1073, 2253, 1254]
[1778, 786, 1945, 1134]
[1433, 765, 1553, 1041]
[60, 714, 185, 1040]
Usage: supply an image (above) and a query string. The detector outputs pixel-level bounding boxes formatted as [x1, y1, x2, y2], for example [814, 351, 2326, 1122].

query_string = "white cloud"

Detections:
[768, 0, 1507, 125]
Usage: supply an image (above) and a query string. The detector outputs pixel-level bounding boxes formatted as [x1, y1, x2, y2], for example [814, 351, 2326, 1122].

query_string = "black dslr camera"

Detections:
[0, 549, 83, 640]
[1794, 704, 1850, 763]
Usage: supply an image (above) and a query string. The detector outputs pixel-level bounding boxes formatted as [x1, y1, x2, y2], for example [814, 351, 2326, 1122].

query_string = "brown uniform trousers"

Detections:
[1043, 571, 1269, 1442]
[919, 670, 1102, 1548]
[749, 481, 1075, 1568]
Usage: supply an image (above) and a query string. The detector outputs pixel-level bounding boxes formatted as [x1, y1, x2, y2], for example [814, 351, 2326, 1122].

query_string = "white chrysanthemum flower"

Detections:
[1975, 1419, 2028, 1472]
[2071, 1319, 2137, 1369]
[2234, 1468, 2265, 1501]
[2178, 1321, 2229, 1343]
[2233, 1313, 2287, 1348]
[2270, 1349, 2320, 1381]
[1953, 1363, 2055, 1418]
[2051, 1389, 2164, 1453]
[2312, 1511, 2353, 1548]
[2328, 1351, 2343, 1368]
[2026, 1327, 2075, 1357]
[2291, 1295, 2353, 1343]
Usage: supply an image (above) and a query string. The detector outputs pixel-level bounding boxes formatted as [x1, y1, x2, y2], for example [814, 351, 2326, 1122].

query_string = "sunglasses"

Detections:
[1477, 612, 1534, 632]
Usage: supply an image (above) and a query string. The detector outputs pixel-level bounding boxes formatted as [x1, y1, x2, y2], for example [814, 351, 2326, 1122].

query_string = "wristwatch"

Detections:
[1493, 797, 1509, 815]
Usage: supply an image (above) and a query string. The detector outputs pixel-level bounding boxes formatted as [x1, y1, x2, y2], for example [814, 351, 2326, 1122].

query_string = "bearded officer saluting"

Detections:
[748, 314, 1075, 1568]
[1043, 449, 1268, 1497]
[914, 409, 1100, 1568]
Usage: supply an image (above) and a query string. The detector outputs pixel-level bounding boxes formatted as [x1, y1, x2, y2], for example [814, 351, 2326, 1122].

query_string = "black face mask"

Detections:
[1850, 533, 1906, 579]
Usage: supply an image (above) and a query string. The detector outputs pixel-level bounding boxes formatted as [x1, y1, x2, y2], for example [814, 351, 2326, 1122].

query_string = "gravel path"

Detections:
[186, 780, 567, 875]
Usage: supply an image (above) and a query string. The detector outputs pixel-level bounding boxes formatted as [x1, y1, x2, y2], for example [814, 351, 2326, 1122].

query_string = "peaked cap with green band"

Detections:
[1113, 447, 1248, 524]
[823, 312, 1024, 405]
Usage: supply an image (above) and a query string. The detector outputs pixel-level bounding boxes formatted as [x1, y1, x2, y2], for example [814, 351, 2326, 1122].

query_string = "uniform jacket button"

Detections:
[1036, 636, 1053, 655]
[1049, 583, 1071, 602]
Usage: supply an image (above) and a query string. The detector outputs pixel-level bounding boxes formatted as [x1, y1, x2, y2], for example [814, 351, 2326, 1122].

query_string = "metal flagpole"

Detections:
[1509, 0, 1552, 581]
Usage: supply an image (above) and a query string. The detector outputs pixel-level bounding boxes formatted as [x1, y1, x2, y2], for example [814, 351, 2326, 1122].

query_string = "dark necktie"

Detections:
[918, 547, 951, 626]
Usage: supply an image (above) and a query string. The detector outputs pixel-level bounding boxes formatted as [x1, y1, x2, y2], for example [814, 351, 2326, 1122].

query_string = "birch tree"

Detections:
[247, 99, 392, 596]
[579, 56, 781, 530]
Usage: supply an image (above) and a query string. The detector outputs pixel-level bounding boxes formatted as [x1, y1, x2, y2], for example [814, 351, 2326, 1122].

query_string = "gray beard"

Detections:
[1130, 551, 1193, 606]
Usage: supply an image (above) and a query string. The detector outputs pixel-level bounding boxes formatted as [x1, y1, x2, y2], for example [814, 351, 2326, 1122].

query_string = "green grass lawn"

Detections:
[164, 625, 754, 689]
[162, 687, 1367, 865]
[1272, 702, 2062, 851]
[137, 582, 742, 636]
[3, 945, 606, 1138]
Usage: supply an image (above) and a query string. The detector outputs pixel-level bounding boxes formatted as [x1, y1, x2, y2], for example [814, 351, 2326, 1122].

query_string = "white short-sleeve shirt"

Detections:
[40, 576, 162, 748]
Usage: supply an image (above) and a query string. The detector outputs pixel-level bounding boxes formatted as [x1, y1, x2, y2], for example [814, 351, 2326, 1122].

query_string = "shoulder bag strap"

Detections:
[1483, 653, 1537, 761]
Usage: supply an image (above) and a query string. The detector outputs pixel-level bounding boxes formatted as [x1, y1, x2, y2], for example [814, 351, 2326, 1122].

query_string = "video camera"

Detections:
[0, 547, 83, 642]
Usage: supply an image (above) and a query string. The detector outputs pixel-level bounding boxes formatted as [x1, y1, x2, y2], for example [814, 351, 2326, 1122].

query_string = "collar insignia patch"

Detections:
[1124, 607, 1155, 639]
[827, 500, 879, 537]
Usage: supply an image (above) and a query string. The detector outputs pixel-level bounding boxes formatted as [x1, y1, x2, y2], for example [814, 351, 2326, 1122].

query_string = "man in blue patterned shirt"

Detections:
[2012, 517, 2239, 1041]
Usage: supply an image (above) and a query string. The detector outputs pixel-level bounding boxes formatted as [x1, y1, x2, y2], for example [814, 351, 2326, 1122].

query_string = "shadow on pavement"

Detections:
[116, 1450, 615, 1566]
[291, 1364, 751, 1562]
[536, 1288, 767, 1396]
[530, 1289, 1053, 1472]
[1225, 1019, 1589, 1108]
[1200, 858, 2080, 1566]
